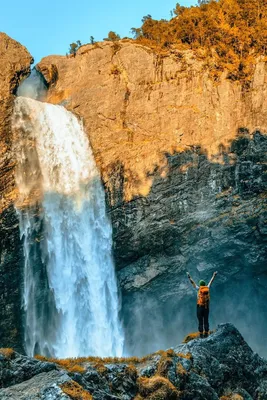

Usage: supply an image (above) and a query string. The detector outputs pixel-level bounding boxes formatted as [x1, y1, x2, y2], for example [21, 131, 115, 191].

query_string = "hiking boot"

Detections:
[203, 331, 209, 338]
[199, 333, 204, 339]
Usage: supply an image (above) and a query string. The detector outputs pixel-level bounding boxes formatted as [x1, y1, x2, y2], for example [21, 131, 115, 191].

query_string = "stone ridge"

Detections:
[0, 323, 266, 399]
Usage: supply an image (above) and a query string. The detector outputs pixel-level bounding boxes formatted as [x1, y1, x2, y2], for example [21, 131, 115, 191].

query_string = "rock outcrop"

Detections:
[36, 42, 267, 356]
[1, 324, 267, 399]
[0, 32, 33, 351]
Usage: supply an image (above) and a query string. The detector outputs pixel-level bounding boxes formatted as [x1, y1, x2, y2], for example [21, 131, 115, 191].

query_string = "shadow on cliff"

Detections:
[107, 129, 267, 357]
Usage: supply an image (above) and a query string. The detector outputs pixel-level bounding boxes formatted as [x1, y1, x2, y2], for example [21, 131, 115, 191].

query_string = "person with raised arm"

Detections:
[186, 271, 218, 338]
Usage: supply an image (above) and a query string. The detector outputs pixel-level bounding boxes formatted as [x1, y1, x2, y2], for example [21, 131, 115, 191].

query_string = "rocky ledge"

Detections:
[0, 323, 266, 400]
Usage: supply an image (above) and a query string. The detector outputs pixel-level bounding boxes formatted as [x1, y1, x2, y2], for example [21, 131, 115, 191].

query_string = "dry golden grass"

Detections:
[176, 362, 187, 376]
[93, 362, 108, 375]
[157, 357, 173, 377]
[220, 395, 243, 400]
[35, 356, 87, 373]
[0, 348, 15, 359]
[35, 352, 157, 371]
[60, 381, 92, 400]
[155, 349, 176, 358]
[125, 364, 138, 379]
[137, 375, 181, 399]
[182, 332, 200, 343]
[68, 365, 86, 374]
[176, 353, 192, 360]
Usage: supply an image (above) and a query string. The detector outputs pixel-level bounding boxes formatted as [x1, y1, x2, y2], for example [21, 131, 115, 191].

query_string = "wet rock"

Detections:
[0, 350, 56, 388]
[0, 33, 33, 352]
[0, 324, 267, 399]
[0, 370, 70, 400]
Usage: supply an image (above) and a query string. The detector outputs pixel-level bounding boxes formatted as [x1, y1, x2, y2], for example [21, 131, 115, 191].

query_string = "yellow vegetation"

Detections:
[35, 347, 192, 377]
[132, 0, 267, 84]
[182, 332, 200, 343]
[93, 362, 108, 375]
[35, 353, 156, 370]
[60, 381, 92, 400]
[0, 348, 15, 359]
[176, 362, 187, 376]
[126, 364, 138, 379]
[156, 349, 176, 358]
[137, 375, 181, 399]
[176, 353, 193, 360]
[68, 365, 86, 374]
[157, 357, 173, 377]
[220, 395, 244, 400]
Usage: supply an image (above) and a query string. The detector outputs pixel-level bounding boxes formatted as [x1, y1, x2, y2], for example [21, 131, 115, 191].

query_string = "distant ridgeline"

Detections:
[129, 0, 267, 84]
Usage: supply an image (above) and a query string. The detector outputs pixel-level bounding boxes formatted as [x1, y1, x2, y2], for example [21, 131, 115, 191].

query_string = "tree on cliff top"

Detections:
[131, 0, 267, 83]
[104, 31, 121, 41]
[68, 41, 82, 56]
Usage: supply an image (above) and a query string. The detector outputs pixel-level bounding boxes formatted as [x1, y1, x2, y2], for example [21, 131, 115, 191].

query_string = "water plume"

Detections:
[12, 96, 124, 358]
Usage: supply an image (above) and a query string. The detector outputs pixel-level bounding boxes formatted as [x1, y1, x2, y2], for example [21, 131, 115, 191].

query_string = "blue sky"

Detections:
[1, 0, 195, 64]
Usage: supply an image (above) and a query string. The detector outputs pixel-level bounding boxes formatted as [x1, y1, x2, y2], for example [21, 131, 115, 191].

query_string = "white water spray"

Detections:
[12, 97, 124, 358]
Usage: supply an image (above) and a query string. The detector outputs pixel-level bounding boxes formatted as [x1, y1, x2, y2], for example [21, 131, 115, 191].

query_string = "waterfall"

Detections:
[12, 96, 124, 358]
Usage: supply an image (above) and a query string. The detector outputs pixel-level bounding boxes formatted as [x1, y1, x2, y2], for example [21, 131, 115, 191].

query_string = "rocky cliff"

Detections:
[0, 32, 33, 351]
[0, 34, 266, 357]
[1, 324, 267, 399]
[36, 42, 267, 356]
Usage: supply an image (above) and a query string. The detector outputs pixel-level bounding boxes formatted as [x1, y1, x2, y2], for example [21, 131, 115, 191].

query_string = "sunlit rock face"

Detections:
[38, 42, 267, 357]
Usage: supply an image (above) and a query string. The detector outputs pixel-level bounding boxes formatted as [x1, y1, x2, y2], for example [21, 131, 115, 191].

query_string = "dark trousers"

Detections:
[197, 305, 209, 333]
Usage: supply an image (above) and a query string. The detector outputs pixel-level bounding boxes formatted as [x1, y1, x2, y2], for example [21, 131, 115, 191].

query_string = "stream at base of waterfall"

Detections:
[12, 97, 124, 358]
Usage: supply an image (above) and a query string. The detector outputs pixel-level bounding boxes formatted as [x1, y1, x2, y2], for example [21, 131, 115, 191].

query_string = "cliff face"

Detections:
[0, 34, 266, 356]
[37, 41, 267, 200]
[37, 42, 267, 356]
[0, 32, 33, 350]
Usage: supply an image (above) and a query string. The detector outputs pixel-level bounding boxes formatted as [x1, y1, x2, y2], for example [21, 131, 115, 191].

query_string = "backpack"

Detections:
[197, 286, 210, 308]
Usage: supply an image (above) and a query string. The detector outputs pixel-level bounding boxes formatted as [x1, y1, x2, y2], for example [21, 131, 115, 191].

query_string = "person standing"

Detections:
[186, 271, 218, 338]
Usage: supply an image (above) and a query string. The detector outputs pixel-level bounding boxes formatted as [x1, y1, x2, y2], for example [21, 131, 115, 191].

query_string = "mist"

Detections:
[17, 68, 47, 100]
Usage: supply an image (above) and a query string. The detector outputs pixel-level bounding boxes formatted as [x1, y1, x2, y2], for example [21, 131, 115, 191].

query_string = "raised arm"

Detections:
[208, 271, 218, 287]
[186, 272, 198, 288]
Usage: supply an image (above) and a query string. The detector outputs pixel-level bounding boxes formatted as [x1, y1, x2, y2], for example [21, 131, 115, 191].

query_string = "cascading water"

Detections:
[12, 96, 124, 358]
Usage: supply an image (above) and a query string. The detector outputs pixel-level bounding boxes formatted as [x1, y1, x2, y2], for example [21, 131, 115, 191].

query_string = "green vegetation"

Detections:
[104, 31, 121, 41]
[68, 40, 82, 56]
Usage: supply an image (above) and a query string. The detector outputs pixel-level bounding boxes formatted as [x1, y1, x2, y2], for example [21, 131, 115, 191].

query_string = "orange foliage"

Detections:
[182, 332, 201, 343]
[0, 348, 15, 359]
[132, 0, 267, 83]
[34, 353, 154, 370]
[176, 352, 193, 360]
[157, 357, 173, 377]
[176, 362, 187, 376]
[137, 375, 181, 399]
[60, 381, 92, 400]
